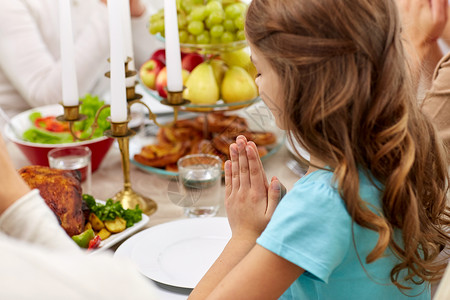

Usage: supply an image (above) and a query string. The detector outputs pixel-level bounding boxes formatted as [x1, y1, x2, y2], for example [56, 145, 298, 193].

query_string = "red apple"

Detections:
[181, 53, 204, 72]
[155, 67, 190, 99]
[150, 48, 166, 64]
[139, 59, 165, 90]
[155, 67, 168, 98]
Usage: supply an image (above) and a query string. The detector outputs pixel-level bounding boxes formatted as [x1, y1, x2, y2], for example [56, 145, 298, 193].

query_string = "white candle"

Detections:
[108, 0, 127, 122]
[164, 0, 183, 92]
[59, 0, 79, 106]
[122, 0, 134, 67]
[122, 0, 136, 88]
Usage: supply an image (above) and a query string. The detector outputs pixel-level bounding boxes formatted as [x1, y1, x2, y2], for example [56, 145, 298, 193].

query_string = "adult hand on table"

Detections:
[224, 135, 285, 242]
[0, 133, 30, 214]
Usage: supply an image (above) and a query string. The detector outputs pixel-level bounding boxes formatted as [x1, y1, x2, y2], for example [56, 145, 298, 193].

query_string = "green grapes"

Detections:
[149, 0, 249, 45]
[221, 31, 235, 43]
[207, 10, 225, 25]
[149, 19, 164, 35]
[189, 6, 207, 21]
[234, 16, 245, 31]
[178, 13, 187, 29]
[210, 25, 225, 38]
[179, 30, 189, 43]
[187, 34, 197, 44]
[223, 19, 236, 32]
[224, 4, 242, 20]
[236, 30, 245, 41]
[188, 20, 205, 35]
[196, 31, 211, 44]
[206, 1, 223, 14]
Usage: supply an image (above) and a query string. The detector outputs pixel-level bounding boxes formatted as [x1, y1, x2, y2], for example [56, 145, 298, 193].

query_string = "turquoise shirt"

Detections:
[257, 169, 429, 300]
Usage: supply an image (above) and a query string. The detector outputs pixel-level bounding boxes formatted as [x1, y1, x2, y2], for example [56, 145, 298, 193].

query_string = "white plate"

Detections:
[114, 217, 231, 289]
[91, 200, 149, 254]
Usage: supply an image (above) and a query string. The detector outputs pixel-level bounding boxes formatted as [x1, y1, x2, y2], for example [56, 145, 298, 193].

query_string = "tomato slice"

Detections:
[87, 235, 102, 250]
[34, 116, 69, 132]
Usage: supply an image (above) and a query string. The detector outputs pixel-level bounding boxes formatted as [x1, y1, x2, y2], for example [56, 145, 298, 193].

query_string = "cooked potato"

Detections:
[97, 228, 112, 240]
[89, 213, 105, 231]
[84, 222, 92, 231]
[104, 217, 126, 233]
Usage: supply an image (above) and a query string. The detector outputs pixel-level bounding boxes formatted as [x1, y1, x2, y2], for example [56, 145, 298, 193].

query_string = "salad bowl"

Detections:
[3, 104, 114, 172]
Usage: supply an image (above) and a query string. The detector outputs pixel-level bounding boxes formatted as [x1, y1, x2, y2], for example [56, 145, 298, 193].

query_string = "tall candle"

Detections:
[59, 0, 79, 106]
[164, 0, 183, 92]
[122, 0, 134, 67]
[108, 0, 127, 122]
[122, 0, 136, 88]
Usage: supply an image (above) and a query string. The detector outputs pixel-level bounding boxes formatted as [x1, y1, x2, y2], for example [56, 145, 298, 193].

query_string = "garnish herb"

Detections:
[83, 194, 143, 228]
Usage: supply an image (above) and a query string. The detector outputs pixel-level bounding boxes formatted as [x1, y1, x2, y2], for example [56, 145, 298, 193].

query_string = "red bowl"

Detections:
[3, 104, 114, 172]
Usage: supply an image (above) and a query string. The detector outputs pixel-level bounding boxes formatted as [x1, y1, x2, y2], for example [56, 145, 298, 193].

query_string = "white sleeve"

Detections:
[0, 1, 109, 108]
[0, 189, 161, 299]
[0, 189, 80, 253]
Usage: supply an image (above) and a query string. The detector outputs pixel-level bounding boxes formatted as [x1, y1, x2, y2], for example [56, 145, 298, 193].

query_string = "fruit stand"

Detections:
[142, 0, 258, 113]
[133, 0, 282, 175]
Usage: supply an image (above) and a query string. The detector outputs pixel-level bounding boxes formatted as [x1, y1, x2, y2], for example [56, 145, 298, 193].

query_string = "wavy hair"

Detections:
[246, 0, 450, 289]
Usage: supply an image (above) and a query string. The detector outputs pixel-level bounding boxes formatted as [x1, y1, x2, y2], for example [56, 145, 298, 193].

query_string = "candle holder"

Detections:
[56, 57, 190, 216]
[103, 117, 157, 215]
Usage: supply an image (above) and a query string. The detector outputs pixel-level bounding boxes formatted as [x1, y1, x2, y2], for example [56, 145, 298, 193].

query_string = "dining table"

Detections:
[5, 105, 306, 299]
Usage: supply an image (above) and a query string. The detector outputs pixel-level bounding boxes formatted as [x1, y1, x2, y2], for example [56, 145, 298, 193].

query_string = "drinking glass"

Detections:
[175, 154, 222, 218]
[48, 146, 92, 194]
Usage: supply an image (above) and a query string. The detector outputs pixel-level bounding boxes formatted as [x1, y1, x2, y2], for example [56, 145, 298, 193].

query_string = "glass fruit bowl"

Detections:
[140, 81, 260, 113]
[155, 34, 247, 55]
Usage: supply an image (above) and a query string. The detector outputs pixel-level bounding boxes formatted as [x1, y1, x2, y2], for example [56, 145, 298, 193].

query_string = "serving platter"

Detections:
[129, 101, 284, 177]
[90, 199, 149, 254]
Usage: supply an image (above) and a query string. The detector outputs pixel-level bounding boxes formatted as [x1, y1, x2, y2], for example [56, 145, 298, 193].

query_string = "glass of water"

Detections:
[176, 154, 222, 218]
[48, 146, 92, 194]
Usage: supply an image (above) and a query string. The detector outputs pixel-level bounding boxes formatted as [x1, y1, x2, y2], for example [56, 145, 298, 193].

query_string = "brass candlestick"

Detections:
[103, 119, 157, 215]
[57, 57, 190, 216]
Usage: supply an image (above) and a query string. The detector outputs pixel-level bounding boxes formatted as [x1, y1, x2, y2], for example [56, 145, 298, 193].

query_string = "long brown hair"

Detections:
[246, 0, 450, 289]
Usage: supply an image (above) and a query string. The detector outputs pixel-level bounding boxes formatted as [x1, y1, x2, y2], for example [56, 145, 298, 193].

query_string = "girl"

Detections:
[189, 0, 450, 299]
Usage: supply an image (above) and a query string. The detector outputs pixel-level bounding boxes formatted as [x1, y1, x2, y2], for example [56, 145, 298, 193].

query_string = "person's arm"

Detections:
[0, 136, 30, 215]
[189, 136, 300, 299]
[441, 6, 450, 46]
[396, 0, 448, 89]
[0, 133, 79, 251]
[0, 1, 109, 108]
[421, 52, 450, 156]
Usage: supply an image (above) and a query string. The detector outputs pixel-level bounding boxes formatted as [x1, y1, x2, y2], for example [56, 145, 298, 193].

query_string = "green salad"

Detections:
[22, 94, 111, 144]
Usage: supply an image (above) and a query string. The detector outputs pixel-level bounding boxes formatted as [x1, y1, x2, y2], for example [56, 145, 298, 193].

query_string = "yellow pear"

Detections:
[221, 49, 257, 79]
[221, 49, 250, 68]
[183, 62, 220, 105]
[221, 66, 258, 103]
[210, 59, 228, 86]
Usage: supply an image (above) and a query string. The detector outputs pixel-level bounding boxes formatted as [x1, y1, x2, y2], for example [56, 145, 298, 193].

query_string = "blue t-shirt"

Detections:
[257, 169, 429, 300]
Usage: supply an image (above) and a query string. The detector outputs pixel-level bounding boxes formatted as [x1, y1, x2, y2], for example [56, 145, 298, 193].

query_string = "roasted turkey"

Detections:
[18, 165, 85, 237]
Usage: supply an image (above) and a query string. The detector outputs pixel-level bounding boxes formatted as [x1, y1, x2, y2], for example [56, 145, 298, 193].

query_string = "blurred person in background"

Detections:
[397, 0, 450, 159]
[0, 0, 162, 119]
